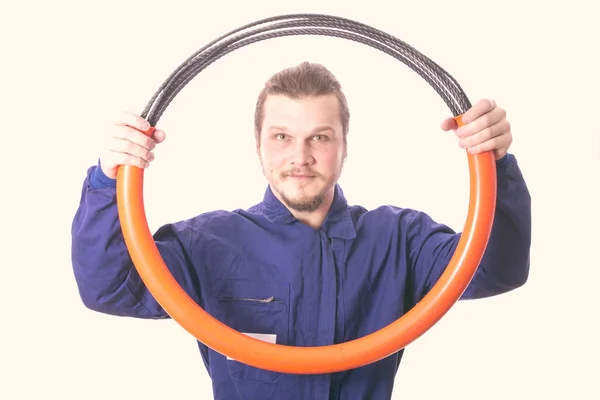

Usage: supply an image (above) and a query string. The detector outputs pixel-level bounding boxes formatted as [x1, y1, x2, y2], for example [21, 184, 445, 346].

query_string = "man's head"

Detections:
[254, 62, 350, 215]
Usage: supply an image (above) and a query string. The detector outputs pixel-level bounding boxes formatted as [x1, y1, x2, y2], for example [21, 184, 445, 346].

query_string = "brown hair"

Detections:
[254, 62, 350, 142]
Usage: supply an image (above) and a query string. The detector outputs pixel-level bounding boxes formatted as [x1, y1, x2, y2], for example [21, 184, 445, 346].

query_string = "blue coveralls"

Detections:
[71, 153, 531, 400]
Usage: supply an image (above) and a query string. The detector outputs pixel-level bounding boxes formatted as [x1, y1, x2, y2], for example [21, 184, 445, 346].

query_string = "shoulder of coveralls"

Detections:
[84, 160, 275, 231]
[338, 155, 518, 233]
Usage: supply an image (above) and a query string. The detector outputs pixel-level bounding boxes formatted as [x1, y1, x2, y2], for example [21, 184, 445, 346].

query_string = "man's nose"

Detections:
[290, 141, 313, 165]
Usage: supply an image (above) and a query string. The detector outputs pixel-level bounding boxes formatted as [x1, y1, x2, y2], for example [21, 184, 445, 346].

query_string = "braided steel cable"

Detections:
[139, 13, 471, 127]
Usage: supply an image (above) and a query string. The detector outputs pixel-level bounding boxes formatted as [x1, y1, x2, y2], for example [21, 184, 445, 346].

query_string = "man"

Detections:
[71, 62, 531, 400]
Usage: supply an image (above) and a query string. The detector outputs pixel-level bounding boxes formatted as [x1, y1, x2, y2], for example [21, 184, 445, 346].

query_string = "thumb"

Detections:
[440, 117, 458, 132]
[152, 129, 167, 143]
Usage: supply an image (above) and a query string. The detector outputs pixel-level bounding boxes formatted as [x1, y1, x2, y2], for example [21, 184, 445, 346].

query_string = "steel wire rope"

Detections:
[140, 14, 471, 126]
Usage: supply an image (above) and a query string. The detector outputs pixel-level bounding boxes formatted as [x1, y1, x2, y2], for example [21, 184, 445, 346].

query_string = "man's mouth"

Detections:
[285, 170, 317, 179]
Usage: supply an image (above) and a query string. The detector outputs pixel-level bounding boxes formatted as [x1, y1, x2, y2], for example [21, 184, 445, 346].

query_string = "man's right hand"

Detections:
[100, 111, 166, 179]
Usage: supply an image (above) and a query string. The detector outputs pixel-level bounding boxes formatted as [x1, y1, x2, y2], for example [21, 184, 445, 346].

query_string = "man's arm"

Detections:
[407, 153, 531, 301]
[70, 161, 202, 318]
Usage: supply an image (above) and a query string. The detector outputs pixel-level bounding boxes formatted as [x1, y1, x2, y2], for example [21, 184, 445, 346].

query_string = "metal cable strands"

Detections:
[139, 13, 472, 126]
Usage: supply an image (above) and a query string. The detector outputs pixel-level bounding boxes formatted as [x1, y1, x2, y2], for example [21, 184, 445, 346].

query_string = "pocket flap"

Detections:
[215, 278, 290, 305]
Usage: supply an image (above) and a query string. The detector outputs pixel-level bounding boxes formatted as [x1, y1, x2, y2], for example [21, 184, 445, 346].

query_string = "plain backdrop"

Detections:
[1, 0, 599, 399]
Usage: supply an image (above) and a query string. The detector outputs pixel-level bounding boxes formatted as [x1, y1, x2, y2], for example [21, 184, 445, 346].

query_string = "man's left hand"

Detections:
[440, 99, 512, 160]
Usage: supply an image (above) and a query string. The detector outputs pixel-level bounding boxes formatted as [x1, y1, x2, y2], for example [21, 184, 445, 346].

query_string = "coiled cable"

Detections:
[139, 13, 472, 127]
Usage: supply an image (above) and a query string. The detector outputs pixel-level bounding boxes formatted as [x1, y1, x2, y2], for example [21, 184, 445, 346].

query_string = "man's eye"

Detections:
[275, 134, 286, 140]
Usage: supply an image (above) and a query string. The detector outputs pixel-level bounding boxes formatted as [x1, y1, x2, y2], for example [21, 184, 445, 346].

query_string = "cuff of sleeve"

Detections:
[495, 153, 514, 169]
[89, 159, 117, 188]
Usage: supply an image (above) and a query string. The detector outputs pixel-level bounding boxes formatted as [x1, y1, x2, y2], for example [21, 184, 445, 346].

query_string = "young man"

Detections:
[71, 62, 531, 400]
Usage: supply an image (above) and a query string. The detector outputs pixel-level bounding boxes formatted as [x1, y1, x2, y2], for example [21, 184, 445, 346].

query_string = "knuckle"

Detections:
[119, 110, 136, 126]
[482, 114, 492, 126]
[129, 129, 143, 143]
[141, 149, 151, 161]
[131, 129, 151, 149]
[483, 127, 494, 139]
[118, 110, 149, 130]
[125, 155, 145, 168]
[460, 137, 472, 148]
[111, 139, 125, 153]
[136, 146, 148, 159]
[120, 124, 133, 135]
[478, 142, 490, 153]
[114, 125, 130, 139]
[137, 116, 150, 131]
[124, 140, 137, 154]
[119, 153, 131, 164]
[125, 125, 140, 138]
[479, 99, 492, 109]
[146, 137, 155, 150]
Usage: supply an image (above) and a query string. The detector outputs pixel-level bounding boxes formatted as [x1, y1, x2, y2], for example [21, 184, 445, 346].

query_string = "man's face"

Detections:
[257, 94, 347, 213]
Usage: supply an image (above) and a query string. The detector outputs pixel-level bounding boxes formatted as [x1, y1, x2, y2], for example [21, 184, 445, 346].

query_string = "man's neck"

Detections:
[291, 205, 331, 230]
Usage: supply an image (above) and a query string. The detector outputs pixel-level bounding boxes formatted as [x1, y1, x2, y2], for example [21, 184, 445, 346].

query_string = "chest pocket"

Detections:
[213, 278, 291, 383]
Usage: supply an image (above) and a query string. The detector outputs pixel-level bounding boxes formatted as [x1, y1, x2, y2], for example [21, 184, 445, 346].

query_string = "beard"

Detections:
[276, 168, 331, 213]
[280, 190, 326, 212]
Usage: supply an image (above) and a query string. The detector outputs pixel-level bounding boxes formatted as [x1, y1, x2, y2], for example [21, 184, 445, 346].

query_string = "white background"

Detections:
[2, 0, 599, 398]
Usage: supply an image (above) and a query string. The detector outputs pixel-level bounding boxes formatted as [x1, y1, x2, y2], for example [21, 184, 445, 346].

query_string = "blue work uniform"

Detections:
[71, 153, 531, 400]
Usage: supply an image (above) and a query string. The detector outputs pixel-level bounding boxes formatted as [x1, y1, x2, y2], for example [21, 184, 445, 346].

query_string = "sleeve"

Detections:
[70, 161, 202, 319]
[407, 153, 532, 301]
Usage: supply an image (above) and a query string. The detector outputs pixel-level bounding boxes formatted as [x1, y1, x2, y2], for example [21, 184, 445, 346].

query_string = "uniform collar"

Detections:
[260, 184, 357, 240]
